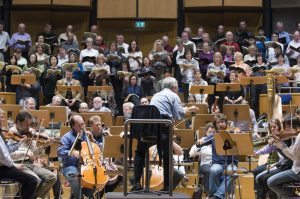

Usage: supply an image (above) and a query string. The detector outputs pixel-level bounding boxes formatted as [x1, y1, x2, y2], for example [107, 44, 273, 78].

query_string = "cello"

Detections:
[80, 126, 108, 190]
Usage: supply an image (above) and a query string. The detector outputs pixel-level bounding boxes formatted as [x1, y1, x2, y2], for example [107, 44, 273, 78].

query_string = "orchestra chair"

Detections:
[115, 116, 124, 126]
[281, 182, 300, 198]
[0, 92, 16, 104]
[109, 126, 124, 136]
[0, 179, 20, 198]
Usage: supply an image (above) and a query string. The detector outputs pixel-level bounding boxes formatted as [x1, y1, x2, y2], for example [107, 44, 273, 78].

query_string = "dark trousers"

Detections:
[199, 164, 211, 193]
[182, 82, 189, 103]
[134, 133, 170, 189]
[61, 99, 81, 112]
[52, 173, 62, 198]
[0, 165, 38, 199]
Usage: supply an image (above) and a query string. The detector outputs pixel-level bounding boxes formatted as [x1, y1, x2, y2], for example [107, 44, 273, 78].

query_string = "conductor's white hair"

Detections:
[162, 77, 178, 89]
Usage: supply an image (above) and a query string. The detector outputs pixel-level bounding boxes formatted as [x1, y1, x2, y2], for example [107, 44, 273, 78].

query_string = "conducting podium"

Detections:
[189, 85, 214, 104]
[11, 74, 36, 85]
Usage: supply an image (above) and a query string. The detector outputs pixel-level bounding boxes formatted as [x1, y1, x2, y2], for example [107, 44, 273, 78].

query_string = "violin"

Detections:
[20, 131, 49, 144]
[1, 130, 26, 142]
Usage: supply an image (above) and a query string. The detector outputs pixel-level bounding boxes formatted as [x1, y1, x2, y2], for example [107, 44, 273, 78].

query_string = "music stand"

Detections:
[275, 75, 289, 84]
[0, 92, 16, 104]
[239, 76, 266, 86]
[103, 135, 137, 158]
[11, 75, 36, 85]
[192, 114, 214, 131]
[0, 104, 22, 122]
[78, 113, 104, 126]
[214, 131, 254, 198]
[216, 83, 241, 92]
[223, 104, 250, 127]
[109, 126, 124, 136]
[87, 86, 113, 93]
[89, 111, 113, 127]
[56, 85, 82, 97]
[189, 85, 214, 104]
[184, 103, 208, 114]
[27, 110, 50, 128]
[40, 106, 68, 137]
[174, 129, 196, 163]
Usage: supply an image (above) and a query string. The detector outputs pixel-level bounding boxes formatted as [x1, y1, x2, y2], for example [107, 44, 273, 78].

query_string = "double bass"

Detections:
[80, 126, 108, 190]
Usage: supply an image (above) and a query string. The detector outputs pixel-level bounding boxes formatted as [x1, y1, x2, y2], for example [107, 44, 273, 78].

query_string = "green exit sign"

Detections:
[135, 21, 145, 29]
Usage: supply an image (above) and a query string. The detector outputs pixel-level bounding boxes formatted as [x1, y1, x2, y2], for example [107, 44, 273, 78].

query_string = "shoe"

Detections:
[130, 183, 142, 192]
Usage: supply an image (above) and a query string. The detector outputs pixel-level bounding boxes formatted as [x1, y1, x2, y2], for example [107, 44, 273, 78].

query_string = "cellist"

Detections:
[58, 114, 96, 199]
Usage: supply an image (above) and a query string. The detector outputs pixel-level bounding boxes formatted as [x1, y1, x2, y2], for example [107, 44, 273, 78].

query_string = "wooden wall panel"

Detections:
[224, 0, 262, 7]
[185, 12, 262, 38]
[11, 11, 51, 40]
[97, 0, 136, 18]
[12, 0, 51, 5]
[11, 11, 89, 50]
[52, 0, 90, 7]
[98, 20, 177, 55]
[184, 0, 222, 7]
[138, 0, 177, 19]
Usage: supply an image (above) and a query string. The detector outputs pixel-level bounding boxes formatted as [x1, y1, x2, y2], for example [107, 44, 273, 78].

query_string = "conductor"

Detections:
[131, 77, 198, 191]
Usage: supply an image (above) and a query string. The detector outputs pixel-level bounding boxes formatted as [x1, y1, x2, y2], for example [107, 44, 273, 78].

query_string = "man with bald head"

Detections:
[10, 23, 32, 58]
[221, 31, 241, 52]
[286, 30, 300, 66]
[89, 97, 111, 112]
[58, 114, 96, 198]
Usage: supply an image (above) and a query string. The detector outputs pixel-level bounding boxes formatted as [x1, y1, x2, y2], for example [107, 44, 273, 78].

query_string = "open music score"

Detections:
[11, 74, 36, 85]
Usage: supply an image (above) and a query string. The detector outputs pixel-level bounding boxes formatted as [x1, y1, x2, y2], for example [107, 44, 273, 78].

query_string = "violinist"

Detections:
[197, 114, 238, 199]
[8, 111, 57, 199]
[254, 117, 294, 199]
[266, 115, 300, 198]
[58, 115, 96, 199]
[0, 109, 38, 199]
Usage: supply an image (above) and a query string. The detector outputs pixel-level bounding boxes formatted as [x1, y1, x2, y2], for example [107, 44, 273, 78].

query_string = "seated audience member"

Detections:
[78, 102, 89, 113]
[178, 50, 199, 102]
[116, 33, 129, 56]
[61, 32, 79, 52]
[189, 70, 208, 104]
[41, 55, 63, 104]
[122, 102, 134, 120]
[122, 75, 144, 103]
[47, 95, 62, 106]
[22, 97, 37, 110]
[57, 46, 69, 67]
[9, 23, 32, 58]
[58, 24, 78, 45]
[140, 97, 149, 105]
[56, 68, 81, 111]
[89, 97, 111, 112]
[16, 70, 41, 106]
[224, 71, 244, 104]
[221, 31, 241, 52]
